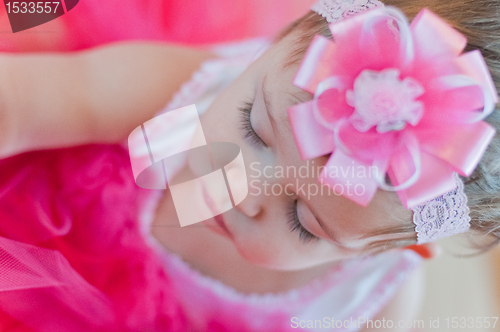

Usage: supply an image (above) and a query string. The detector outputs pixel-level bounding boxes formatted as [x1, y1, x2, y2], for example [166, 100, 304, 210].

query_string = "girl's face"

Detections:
[193, 32, 411, 271]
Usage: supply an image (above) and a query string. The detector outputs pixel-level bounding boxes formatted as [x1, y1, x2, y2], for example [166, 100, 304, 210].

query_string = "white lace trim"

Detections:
[413, 174, 471, 244]
[311, 0, 384, 23]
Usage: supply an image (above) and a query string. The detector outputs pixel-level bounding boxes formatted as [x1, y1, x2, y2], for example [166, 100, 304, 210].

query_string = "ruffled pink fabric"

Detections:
[0, 145, 294, 331]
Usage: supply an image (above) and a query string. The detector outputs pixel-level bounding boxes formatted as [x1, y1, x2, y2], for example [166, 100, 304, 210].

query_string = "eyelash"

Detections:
[239, 102, 316, 243]
[239, 101, 267, 147]
[287, 200, 319, 243]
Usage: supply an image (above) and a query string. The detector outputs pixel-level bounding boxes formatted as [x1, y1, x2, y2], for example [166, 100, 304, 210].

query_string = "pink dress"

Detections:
[0, 39, 422, 332]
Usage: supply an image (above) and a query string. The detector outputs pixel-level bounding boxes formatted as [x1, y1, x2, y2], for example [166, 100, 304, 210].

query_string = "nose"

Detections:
[235, 194, 262, 218]
[208, 141, 258, 217]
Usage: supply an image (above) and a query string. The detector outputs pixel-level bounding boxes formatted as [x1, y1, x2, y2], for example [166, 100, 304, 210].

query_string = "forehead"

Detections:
[262, 37, 311, 105]
[254, 35, 412, 244]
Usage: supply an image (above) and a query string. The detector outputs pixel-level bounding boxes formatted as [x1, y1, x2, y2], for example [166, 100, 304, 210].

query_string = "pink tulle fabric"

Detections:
[0, 0, 316, 52]
[0, 145, 295, 331]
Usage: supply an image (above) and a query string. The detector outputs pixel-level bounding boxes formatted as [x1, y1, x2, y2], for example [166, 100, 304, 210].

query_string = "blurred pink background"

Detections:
[0, 0, 316, 52]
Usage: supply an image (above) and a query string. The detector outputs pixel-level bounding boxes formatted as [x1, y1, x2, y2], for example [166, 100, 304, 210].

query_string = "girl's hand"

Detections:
[0, 43, 213, 158]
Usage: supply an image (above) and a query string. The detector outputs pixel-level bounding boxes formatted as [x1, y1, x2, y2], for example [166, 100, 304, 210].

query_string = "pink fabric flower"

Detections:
[346, 69, 424, 133]
[288, 7, 498, 208]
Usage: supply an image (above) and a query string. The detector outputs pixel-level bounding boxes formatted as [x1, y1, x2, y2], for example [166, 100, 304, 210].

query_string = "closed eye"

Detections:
[287, 200, 319, 243]
[239, 101, 267, 148]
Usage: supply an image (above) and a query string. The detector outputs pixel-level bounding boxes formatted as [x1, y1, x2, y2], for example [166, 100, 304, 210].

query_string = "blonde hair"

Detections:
[276, 0, 500, 252]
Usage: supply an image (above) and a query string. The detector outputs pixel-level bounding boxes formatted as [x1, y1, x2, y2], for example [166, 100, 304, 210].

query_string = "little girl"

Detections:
[0, 0, 499, 331]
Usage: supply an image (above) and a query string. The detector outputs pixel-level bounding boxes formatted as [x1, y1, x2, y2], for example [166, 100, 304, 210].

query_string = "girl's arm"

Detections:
[0, 42, 213, 157]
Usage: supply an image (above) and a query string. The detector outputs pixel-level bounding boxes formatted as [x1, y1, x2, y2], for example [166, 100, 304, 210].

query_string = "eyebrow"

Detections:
[262, 73, 313, 136]
[314, 213, 411, 250]
[312, 212, 341, 244]
[314, 214, 369, 250]
[262, 74, 279, 135]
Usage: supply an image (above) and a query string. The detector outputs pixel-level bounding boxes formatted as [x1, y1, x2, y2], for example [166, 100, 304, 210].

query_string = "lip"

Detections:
[200, 182, 233, 239]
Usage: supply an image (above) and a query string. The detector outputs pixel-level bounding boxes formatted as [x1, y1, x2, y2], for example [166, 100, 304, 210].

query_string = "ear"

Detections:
[404, 243, 441, 259]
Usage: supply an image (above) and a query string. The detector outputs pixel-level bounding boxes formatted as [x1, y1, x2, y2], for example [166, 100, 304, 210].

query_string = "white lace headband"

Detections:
[310, 0, 472, 244]
[312, 0, 385, 23]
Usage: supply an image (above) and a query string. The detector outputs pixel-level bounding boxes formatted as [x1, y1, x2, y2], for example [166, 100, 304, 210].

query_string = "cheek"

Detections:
[233, 238, 308, 270]
[227, 222, 294, 268]
[229, 222, 342, 270]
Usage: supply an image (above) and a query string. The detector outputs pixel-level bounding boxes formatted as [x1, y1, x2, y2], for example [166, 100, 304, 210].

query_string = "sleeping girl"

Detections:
[0, 0, 498, 331]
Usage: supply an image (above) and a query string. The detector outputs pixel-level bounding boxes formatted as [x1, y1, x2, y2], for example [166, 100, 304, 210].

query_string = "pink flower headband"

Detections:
[288, 0, 499, 243]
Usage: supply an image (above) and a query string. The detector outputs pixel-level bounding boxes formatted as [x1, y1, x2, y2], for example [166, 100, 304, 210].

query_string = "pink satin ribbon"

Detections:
[288, 7, 498, 208]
